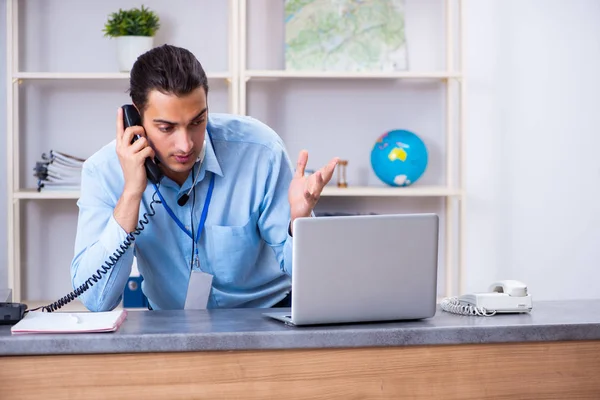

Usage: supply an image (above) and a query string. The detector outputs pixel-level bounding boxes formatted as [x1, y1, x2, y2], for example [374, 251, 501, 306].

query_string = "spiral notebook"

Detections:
[10, 309, 127, 335]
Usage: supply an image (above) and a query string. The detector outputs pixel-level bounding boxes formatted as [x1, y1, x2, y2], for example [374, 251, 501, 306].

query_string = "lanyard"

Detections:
[151, 130, 216, 270]
[154, 173, 215, 244]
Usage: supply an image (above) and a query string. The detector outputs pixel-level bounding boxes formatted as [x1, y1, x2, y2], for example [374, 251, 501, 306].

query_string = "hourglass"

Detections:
[337, 160, 348, 188]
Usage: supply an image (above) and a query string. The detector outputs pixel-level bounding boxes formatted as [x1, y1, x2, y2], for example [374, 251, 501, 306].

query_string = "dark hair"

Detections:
[129, 44, 209, 113]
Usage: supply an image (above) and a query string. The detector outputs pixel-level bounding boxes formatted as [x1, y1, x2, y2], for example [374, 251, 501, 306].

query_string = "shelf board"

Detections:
[321, 186, 462, 197]
[245, 70, 460, 80]
[15, 189, 80, 199]
[13, 71, 230, 80]
[15, 186, 461, 199]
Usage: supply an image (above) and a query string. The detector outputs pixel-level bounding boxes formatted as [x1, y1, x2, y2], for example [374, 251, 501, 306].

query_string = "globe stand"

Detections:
[337, 160, 348, 188]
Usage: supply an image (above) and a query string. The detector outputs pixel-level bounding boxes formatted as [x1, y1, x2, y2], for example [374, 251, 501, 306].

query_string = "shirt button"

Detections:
[185, 225, 190, 230]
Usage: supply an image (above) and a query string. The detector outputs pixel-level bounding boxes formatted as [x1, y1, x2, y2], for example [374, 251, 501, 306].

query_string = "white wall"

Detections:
[1, 0, 599, 302]
[464, 0, 600, 300]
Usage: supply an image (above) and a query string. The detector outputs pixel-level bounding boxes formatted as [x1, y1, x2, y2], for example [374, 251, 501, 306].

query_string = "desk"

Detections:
[1, 300, 600, 399]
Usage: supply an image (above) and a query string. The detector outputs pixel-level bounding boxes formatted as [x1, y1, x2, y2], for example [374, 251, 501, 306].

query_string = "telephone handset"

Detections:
[441, 280, 533, 316]
[122, 104, 164, 184]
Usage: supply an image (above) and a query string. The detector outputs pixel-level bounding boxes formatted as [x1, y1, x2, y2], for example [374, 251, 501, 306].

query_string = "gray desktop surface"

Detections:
[1, 299, 599, 356]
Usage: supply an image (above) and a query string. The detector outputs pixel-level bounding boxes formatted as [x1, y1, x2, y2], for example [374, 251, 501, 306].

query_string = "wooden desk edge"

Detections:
[3, 340, 600, 399]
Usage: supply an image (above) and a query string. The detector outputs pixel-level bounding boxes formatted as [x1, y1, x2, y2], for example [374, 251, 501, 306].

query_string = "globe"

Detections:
[370, 130, 428, 187]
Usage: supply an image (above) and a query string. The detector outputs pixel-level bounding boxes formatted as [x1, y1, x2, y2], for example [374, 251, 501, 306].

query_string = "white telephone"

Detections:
[441, 280, 533, 316]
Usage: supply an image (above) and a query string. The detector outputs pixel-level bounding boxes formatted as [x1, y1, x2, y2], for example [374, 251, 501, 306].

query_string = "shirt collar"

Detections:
[201, 127, 223, 179]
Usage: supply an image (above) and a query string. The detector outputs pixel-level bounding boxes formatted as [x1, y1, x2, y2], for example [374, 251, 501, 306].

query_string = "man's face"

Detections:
[141, 87, 208, 183]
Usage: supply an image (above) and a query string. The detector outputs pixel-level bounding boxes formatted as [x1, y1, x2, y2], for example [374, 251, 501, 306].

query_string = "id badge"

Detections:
[184, 270, 213, 310]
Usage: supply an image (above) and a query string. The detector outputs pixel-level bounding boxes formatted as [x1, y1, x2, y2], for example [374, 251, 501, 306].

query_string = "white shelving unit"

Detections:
[5, 0, 465, 304]
[238, 0, 466, 298]
[5, 0, 239, 304]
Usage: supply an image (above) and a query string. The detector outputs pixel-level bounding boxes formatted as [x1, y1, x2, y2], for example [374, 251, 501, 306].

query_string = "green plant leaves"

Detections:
[103, 5, 160, 37]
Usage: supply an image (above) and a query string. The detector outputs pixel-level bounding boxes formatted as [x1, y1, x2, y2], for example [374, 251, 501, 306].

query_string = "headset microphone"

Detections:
[177, 193, 190, 206]
[177, 140, 206, 207]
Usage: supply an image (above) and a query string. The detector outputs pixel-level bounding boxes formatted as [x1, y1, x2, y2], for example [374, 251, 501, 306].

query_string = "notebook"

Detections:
[10, 309, 127, 334]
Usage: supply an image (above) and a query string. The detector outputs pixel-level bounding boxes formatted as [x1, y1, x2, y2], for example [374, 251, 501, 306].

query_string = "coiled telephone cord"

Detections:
[27, 188, 162, 313]
[440, 297, 497, 317]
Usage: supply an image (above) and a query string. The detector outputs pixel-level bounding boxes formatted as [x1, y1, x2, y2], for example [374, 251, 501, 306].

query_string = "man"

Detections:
[70, 44, 338, 311]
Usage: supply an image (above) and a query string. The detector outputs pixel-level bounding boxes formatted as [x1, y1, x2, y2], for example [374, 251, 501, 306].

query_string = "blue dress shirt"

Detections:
[71, 113, 294, 311]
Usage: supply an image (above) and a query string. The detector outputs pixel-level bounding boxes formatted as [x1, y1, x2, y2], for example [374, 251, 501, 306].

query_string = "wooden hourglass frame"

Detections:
[337, 160, 348, 188]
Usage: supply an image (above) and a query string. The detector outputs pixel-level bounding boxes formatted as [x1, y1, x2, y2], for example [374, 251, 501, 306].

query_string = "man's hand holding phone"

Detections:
[115, 107, 155, 198]
[113, 107, 155, 233]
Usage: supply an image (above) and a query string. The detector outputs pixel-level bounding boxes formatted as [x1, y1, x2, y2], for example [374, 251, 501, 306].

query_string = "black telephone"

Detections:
[122, 104, 164, 184]
[5, 107, 166, 319]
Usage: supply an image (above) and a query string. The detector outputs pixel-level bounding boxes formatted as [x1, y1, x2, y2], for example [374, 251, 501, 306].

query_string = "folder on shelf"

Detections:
[10, 309, 127, 335]
[33, 149, 86, 192]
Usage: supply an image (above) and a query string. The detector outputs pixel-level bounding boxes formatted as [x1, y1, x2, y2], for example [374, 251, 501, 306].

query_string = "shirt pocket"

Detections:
[206, 210, 261, 287]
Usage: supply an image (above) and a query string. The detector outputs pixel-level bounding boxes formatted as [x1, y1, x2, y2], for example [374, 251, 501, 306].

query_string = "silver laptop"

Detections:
[264, 213, 439, 326]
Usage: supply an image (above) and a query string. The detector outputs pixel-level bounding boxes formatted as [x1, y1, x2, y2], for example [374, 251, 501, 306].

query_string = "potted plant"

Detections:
[103, 5, 160, 72]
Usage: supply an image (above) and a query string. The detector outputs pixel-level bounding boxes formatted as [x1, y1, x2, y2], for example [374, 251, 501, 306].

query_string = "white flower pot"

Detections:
[116, 36, 154, 72]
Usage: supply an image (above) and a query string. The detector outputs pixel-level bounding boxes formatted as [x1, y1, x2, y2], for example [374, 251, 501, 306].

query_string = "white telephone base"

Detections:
[459, 292, 533, 314]
[441, 280, 533, 317]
